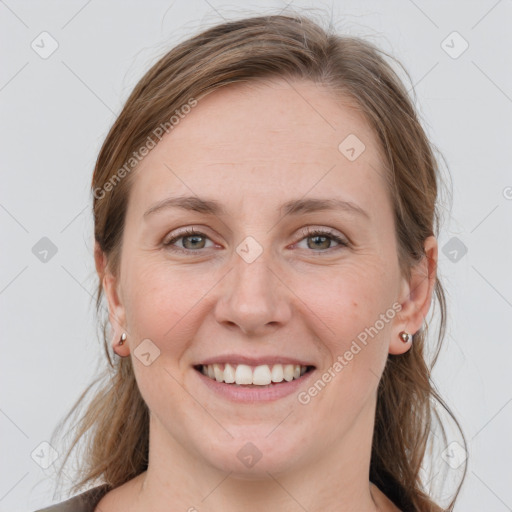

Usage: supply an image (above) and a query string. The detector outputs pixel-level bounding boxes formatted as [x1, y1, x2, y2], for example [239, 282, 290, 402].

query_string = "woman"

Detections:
[36, 12, 466, 512]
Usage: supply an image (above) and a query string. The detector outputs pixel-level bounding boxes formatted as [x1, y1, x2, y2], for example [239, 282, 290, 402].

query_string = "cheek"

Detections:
[122, 258, 211, 351]
[123, 260, 209, 414]
[316, 260, 392, 323]
[296, 257, 397, 368]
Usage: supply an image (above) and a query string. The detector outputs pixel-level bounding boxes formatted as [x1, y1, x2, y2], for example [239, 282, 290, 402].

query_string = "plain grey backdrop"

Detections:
[1, 0, 511, 510]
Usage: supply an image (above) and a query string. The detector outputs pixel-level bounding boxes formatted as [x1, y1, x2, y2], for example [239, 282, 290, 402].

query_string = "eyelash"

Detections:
[163, 227, 349, 254]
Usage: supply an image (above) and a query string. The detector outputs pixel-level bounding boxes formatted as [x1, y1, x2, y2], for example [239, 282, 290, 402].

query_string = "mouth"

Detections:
[193, 362, 316, 387]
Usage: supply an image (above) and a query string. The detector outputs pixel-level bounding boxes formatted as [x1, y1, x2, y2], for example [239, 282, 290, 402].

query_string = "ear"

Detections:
[94, 240, 129, 356]
[389, 235, 438, 355]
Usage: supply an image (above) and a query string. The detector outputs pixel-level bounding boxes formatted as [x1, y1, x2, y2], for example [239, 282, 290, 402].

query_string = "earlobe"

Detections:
[112, 331, 130, 358]
[389, 236, 438, 355]
[387, 330, 414, 355]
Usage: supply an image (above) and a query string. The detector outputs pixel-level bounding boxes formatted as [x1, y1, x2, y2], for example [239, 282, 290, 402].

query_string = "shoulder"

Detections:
[33, 484, 110, 512]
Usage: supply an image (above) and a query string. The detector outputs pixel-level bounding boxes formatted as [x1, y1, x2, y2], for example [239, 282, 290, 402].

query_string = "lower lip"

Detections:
[194, 368, 315, 403]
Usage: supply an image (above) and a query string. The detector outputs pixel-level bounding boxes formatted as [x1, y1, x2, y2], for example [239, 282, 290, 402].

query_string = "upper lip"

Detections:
[194, 354, 316, 367]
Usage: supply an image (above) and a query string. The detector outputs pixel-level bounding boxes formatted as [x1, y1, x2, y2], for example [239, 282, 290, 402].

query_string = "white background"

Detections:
[1, 0, 511, 510]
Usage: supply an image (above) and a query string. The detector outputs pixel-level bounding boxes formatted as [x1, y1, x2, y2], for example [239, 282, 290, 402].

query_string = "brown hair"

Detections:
[51, 12, 467, 511]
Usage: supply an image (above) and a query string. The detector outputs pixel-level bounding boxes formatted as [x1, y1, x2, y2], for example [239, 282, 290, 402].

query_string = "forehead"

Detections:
[129, 78, 390, 220]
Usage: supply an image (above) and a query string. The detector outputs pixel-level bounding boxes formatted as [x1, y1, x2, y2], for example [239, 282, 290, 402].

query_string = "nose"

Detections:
[214, 249, 292, 337]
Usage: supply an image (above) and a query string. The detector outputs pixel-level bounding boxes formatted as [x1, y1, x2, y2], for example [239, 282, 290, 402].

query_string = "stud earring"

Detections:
[399, 331, 412, 344]
[118, 332, 127, 345]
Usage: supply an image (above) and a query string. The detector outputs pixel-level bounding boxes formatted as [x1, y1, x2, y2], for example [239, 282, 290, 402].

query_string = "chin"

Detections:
[199, 429, 307, 477]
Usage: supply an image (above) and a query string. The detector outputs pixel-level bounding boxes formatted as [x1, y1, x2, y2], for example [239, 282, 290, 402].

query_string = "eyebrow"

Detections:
[143, 195, 369, 220]
[144, 196, 226, 218]
[281, 197, 369, 219]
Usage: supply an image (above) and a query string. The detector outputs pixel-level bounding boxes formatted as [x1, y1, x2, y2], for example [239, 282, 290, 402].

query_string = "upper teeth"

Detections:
[200, 363, 308, 385]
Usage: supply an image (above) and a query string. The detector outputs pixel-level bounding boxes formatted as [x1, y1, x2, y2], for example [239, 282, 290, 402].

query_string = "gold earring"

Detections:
[399, 331, 412, 343]
[118, 332, 127, 345]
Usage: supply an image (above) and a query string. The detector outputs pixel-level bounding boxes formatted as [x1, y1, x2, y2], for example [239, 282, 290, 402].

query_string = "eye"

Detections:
[163, 228, 215, 253]
[294, 227, 349, 253]
[163, 226, 349, 254]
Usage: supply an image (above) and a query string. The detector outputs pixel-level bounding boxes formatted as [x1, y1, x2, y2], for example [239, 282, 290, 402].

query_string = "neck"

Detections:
[131, 397, 381, 512]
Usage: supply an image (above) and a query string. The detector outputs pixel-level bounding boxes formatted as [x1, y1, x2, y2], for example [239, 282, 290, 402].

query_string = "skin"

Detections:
[94, 78, 437, 512]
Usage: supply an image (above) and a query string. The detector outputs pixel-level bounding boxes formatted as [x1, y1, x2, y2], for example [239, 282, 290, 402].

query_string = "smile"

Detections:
[195, 363, 314, 386]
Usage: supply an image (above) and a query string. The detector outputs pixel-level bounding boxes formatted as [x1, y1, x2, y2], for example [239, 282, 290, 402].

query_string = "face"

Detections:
[104, 78, 421, 477]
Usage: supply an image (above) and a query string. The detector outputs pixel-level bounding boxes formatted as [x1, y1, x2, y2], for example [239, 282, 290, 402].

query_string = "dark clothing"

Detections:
[33, 485, 110, 512]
